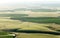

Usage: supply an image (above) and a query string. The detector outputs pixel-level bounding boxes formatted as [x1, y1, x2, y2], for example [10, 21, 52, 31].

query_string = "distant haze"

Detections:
[0, 0, 60, 10]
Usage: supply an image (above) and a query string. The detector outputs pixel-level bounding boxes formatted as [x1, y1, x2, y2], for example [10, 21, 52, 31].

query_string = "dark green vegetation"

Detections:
[0, 36, 13, 38]
[0, 31, 9, 35]
[0, 14, 60, 24]
[10, 17, 60, 24]
[0, 31, 13, 38]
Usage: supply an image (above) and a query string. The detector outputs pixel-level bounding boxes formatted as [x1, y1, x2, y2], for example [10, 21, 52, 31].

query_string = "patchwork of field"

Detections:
[0, 17, 60, 38]
[0, 5, 60, 38]
[0, 18, 55, 31]
[0, 17, 59, 31]
[0, 13, 60, 38]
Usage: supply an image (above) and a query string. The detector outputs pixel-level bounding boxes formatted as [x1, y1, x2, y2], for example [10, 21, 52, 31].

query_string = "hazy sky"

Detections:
[0, 0, 60, 10]
[0, 0, 60, 4]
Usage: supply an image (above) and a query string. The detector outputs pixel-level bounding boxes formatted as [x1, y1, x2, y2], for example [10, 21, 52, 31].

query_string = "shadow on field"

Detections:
[3, 29, 60, 35]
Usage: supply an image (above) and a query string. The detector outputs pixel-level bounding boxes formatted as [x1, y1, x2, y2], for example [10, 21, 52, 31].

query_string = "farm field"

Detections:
[0, 0, 60, 38]
[0, 15, 60, 38]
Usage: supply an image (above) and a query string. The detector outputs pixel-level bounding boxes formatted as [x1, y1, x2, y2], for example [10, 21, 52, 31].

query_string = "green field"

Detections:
[0, 31, 13, 38]
[11, 17, 60, 24]
[0, 14, 60, 38]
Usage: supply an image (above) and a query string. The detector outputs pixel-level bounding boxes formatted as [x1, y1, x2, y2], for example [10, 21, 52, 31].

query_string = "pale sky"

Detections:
[0, 0, 60, 4]
[0, 0, 60, 10]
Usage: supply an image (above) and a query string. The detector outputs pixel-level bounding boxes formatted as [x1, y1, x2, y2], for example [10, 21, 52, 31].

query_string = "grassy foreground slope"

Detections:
[17, 33, 60, 38]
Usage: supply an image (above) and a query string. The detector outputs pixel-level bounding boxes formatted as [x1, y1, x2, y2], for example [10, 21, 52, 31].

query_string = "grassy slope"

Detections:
[0, 31, 13, 38]
[0, 18, 60, 38]
[0, 18, 55, 31]
[17, 33, 60, 38]
[0, 36, 13, 38]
